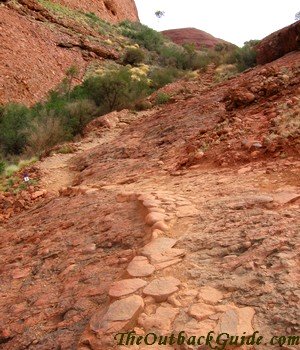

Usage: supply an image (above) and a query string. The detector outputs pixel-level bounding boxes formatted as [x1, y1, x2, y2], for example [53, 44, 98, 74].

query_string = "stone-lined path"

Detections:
[78, 190, 256, 350]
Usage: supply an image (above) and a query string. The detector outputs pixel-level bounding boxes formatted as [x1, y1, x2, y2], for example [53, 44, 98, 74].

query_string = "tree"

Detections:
[295, 11, 300, 21]
[155, 10, 165, 19]
[58, 65, 79, 98]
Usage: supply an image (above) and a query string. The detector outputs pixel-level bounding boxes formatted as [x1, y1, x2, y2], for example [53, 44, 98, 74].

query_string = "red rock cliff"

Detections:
[0, 0, 139, 105]
[51, 0, 139, 23]
[256, 20, 300, 64]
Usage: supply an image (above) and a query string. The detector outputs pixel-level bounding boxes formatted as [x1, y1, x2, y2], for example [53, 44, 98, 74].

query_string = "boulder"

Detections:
[256, 21, 300, 64]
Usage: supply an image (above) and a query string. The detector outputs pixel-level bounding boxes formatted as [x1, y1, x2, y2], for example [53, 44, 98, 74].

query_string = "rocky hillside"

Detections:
[0, 34, 299, 350]
[161, 27, 233, 49]
[50, 0, 139, 22]
[0, 0, 139, 105]
[0, 14, 299, 350]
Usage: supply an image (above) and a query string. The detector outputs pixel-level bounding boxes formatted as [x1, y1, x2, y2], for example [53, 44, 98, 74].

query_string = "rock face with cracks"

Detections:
[51, 0, 139, 22]
[256, 20, 300, 64]
[0, 0, 138, 105]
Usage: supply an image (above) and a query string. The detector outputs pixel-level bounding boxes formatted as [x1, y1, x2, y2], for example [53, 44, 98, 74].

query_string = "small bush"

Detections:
[85, 12, 99, 23]
[190, 52, 210, 71]
[25, 111, 67, 156]
[155, 92, 171, 105]
[159, 44, 187, 69]
[5, 164, 19, 178]
[149, 67, 182, 89]
[226, 40, 259, 72]
[57, 144, 76, 154]
[159, 43, 210, 71]
[0, 161, 5, 175]
[0, 104, 30, 155]
[18, 157, 38, 168]
[214, 64, 238, 82]
[122, 47, 145, 65]
[134, 100, 152, 111]
[84, 12, 113, 33]
[64, 99, 98, 136]
[82, 67, 150, 112]
[119, 21, 164, 52]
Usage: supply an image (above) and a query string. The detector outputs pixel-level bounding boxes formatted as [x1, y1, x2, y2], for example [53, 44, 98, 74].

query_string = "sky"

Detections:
[134, 0, 299, 47]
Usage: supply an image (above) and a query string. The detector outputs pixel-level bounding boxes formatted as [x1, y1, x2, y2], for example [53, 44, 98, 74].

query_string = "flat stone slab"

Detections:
[140, 237, 177, 258]
[272, 192, 300, 205]
[149, 248, 186, 264]
[143, 276, 181, 302]
[106, 297, 144, 322]
[216, 307, 255, 336]
[90, 295, 144, 334]
[227, 195, 274, 209]
[126, 256, 155, 277]
[198, 286, 224, 305]
[108, 279, 147, 298]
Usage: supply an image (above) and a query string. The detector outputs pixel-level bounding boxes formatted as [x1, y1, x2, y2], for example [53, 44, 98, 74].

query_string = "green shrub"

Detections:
[159, 44, 187, 69]
[81, 67, 150, 112]
[5, 164, 19, 178]
[149, 67, 182, 89]
[57, 144, 76, 154]
[0, 104, 30, 155]
[0, 161, 5, 175]
[122, 47, 146, 65]
[134, 100, 152, 111]
[159, 43, 210, 71]
[226, 40, 259, 72]
[119, 21, 164, 52]
[155, 92, 171, 105]
[31, 89, 97, 139]
[18, 157, 38, 168]
[84, 12, 113, 33]
[25, 111, 67, 156]
[85, 12, 100, 23]
[64, 99, 98, 136]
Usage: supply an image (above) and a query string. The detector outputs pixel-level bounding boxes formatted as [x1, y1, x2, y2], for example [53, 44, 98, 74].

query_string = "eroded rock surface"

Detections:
[1, 25, 299, 350]
[256, 20, 300, 64]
